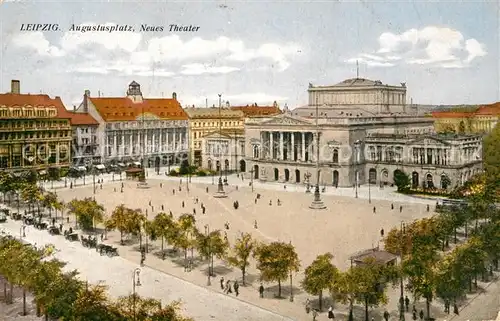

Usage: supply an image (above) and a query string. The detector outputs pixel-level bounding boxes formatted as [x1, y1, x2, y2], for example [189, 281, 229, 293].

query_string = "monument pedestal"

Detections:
[137, 180, 150, 189]
[309, 185, 326, 209]
[213, 177, 227, 198]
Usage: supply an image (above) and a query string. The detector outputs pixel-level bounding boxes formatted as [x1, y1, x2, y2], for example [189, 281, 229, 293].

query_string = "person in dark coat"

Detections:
[405, 295, 410, 312]
[233, 280, 239, 296]
[453, 304, 459, 315]
[383, 310, 389, 321]
[259, 284, 264, 298]
[419, 309, 424, 320]
[220, 277, 224, 290]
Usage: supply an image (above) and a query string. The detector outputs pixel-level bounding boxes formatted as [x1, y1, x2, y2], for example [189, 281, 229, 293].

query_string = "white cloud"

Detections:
[346, 26, 487, 68]
[12, 32, 65, 57]
[180, 63, 240, 76]
[11, 27, 301, 76]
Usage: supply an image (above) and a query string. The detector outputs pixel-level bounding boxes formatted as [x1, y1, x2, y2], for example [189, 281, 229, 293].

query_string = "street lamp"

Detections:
[399, 221, 406, 321]
[204, 224, 211, 286]
[354, 140, 361, 198]
[132, 268, 142, 321]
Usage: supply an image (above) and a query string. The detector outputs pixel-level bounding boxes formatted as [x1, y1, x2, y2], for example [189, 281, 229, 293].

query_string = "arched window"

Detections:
[253, 145, 260, 158]
[332, 149, 339, 163]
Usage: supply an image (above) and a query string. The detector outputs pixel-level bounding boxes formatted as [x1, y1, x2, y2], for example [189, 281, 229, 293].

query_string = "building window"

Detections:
[252, 145, 260, 158]
[332, 149, 339, 163]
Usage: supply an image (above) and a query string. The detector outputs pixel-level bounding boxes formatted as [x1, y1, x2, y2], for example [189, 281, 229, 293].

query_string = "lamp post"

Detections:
[354, 140, 360, 198]
[249, 167, 254, 192]
[214, 94, 227, 198]
[399, 221, 406, 321]
[309, 99, 326, 209]
[204, 224, 211, 285]
[132, 268, 142, 321]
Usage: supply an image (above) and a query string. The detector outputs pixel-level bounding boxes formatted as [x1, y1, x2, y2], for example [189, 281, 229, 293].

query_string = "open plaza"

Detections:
[3, 169, 498, 321]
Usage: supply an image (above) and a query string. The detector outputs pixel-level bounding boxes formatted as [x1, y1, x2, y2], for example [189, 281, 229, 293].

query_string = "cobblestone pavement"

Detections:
[10, 171, 495, 320]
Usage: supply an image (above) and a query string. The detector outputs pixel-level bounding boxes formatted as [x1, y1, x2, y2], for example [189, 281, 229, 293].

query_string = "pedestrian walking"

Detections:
[380, 228, 384, 237]
[254, 220, 258, 229]
[312, 309, 318, 321]
[426, 204, 430, 212]
[220, 277, 225, 290]
[202, 206, 206, 214]
[383, 310, 389, 321]
[405, 296, 410, 312]
[328, 306, 335, 319]
[255, 198, 257, 204]
[444, 300, 450, 313]
[233, 280, 239, 296]
[305, 298, 311, 314]
[206, 187, 209, 193]
[373, 206, 376, 213]
[453, 304, 459, 315]
[391, 203, 394, 210]
[259, 283, 264, 298]
[400, 205, 403, 212]
[419, 309, 424, 320]
[161, 205, 164, 211]
[182, 201, 185, 208]
[269, 200, 272, 206]
[226, 280, 232, 294]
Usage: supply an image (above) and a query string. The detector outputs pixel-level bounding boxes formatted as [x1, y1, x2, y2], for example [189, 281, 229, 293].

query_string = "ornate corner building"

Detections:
[0, 80, 72, 172]
[75, 81, 189, 167]
[244, 78, 483, 189]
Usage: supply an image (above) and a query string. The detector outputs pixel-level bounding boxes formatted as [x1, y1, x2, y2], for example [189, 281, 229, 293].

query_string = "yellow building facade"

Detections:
[184, 107, 244, 166]
[431, 103, 500, 134]
[0, 80, 72, 171]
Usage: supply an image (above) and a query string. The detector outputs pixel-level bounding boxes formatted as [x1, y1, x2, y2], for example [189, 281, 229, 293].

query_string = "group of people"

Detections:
[220, 277, 239, 296]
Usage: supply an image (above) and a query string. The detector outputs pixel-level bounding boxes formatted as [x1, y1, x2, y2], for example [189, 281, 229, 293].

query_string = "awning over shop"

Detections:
[133, 162, 141, 166]
[77, 166, 87, 171]
[95, 164, 106, 170]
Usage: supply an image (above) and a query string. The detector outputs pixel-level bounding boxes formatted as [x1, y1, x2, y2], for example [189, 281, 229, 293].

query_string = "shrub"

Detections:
[169, 170, 179, 176]
[196, 170, 207, 177]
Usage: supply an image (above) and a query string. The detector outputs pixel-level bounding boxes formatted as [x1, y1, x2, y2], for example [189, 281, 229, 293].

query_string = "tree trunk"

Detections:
[161, 236, 165, 259]
[277, 279, 281, 297]
[318, 290, 323, 311]
[242, 266, 246, 286]
[210, 254, 214, 276]
[120, 231, 124, 245]
[184, 249, 188, 269]
[348, 301, 354, 321]
[49, 207, 52, 218]
[22, 288, 27, 315]
[9, 283, 13, 304]
[364, 296, 369, 321]
[474, 275, 478, 289]
[3, 282, 6, 302]
[36, 302, 41, 316]
[468, 277, 472, 292]
[426, 298, 431, 320]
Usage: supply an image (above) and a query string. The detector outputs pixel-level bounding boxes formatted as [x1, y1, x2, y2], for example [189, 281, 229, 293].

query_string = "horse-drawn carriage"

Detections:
[96, 244, 118, 257]
[80, 235, 97, 248]
[48, 226, 61, 235]
[11, 213, 21, 220]
[23, 216, 35, 225]
[64, 231, 79, 241]
[34, 222, 48, 230]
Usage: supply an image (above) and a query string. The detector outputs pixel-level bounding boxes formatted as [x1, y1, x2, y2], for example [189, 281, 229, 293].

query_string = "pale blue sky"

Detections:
[0, 0, 498, 108]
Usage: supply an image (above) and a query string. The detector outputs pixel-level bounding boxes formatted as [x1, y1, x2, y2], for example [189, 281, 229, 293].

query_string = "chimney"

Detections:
[73, 105, 76, 112]
[226, 101, 230, 108]
[83, 90, 90, 113]
[172, 92, 177, 100]
[273, 100, 277, 107]
[11, 80, 20, 94]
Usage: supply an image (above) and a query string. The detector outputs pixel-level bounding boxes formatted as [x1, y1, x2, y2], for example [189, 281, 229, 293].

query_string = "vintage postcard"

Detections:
[0, 1, 498, 321]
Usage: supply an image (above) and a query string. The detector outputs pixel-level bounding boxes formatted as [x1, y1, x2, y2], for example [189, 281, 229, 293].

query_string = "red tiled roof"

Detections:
[89, 97, 188, 122]
[475, 102, 500, 115]
[0, 93, 72, 119]
[230, 105, 282, 117]
[67, 111, 99, 126]
[431, 111, 473, 118]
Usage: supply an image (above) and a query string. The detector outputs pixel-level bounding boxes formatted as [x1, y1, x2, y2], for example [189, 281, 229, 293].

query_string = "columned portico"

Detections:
[258, 130, 314, 163]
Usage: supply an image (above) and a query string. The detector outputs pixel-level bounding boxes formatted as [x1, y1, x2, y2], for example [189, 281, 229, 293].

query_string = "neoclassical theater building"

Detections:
[244, 78, 482, 189]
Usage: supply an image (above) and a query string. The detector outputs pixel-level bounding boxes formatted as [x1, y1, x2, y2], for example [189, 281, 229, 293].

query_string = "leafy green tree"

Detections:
[67, 198, 105, 231]
[330, 269, 359, 321]
[42, 191, 58, 219]
[226, 232, 257, 285]
[152, 212, 177, 258]
[173, 214, 198, 269]
[179, 160, 190, 175]
[483, 123, 500, 201]
[253, 241, 300, 298]
[301, 252, 339, 311]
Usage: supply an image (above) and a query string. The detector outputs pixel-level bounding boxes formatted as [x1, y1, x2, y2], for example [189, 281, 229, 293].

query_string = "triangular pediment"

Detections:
[261, 114, 312, 126]
[202, 131, 231, 139]
[407, 135, 451, 146]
